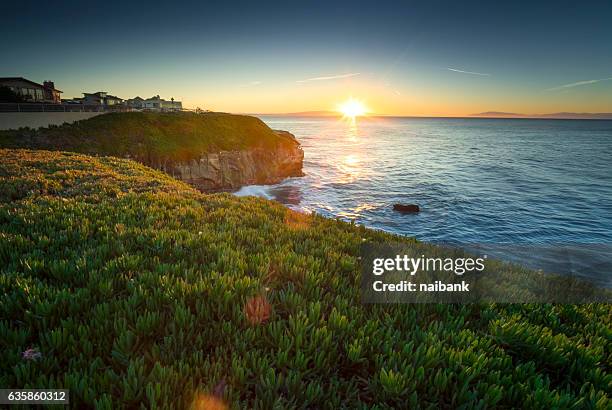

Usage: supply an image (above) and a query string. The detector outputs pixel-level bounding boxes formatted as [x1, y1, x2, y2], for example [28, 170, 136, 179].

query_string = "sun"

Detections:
[338, 98, 367, 118]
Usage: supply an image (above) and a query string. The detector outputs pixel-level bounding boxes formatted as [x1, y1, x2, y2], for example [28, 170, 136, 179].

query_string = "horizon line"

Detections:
[244, 111, 612, 120]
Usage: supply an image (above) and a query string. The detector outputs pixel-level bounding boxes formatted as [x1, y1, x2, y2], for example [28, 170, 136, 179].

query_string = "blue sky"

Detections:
[2, 0, 611, 115]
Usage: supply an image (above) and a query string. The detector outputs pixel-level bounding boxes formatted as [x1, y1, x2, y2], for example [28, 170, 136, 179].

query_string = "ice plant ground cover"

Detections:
[0, 112, 297, 161]
[0, 149, 610, 408]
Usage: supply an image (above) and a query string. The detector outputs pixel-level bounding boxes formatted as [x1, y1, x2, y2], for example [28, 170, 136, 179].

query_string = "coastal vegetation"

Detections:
[0, 112, 298, 163]
[0, 112, 304, 191]
[1, 149, 610, 408]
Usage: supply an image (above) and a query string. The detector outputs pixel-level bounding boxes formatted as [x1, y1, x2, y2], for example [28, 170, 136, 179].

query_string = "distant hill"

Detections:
[537, 112, 612, 119]
[472, 111, 612, 119]
[471, 111, 524, 118]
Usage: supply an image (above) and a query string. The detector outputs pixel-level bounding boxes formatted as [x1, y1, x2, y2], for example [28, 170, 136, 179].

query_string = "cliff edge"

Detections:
[155, 130, 304, 191]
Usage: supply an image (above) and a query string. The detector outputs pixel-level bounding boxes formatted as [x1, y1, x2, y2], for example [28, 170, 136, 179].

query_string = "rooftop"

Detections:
[0, 77, 62, 92]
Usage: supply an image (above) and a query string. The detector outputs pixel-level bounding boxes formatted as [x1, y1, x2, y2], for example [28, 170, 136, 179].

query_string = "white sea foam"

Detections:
[234, 185, 274, 200]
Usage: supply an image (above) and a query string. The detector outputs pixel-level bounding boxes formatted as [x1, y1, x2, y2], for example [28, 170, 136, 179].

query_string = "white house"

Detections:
[135, 95, 182, 112]
[82, 92, 124, 106]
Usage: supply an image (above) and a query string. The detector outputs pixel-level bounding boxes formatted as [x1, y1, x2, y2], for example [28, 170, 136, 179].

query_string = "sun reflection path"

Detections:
[333, 118, 367, 183]
[337, 203, 378, 221]
[346, 119, 359, 141]
[336, 153, 363, 184]
[344, 154, 360, 166]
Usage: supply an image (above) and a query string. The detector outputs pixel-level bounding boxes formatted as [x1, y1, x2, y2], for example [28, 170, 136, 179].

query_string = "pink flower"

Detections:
[22, 348, 42, 361]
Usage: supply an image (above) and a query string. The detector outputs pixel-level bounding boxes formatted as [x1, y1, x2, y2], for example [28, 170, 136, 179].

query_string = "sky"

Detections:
[2, 0, 612, 116]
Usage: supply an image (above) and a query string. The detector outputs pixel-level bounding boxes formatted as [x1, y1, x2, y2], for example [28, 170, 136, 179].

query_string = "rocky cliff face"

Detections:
[152, 130, 304, 191]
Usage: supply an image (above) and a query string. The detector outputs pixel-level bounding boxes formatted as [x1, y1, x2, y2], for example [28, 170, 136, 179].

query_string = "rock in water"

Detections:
[393, 204, 420, 213]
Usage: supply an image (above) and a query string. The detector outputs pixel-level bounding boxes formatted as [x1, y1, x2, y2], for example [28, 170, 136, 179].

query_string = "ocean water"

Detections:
[237, 116, 612, 286]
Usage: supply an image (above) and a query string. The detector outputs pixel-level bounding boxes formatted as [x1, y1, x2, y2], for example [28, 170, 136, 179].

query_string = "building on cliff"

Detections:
[126, 96, 145, 109]
[81, 91, 124, 106]
[128, 95, 182, 112]
[0, 77, 62, 103]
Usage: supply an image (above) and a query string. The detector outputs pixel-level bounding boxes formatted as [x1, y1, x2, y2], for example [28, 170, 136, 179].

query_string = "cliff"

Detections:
[0, 111, 303, 190]
[152, 130, 304, 191]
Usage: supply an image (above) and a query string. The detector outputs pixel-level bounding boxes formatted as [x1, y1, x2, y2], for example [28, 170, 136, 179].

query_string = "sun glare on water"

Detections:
[338, 98, 367, 119]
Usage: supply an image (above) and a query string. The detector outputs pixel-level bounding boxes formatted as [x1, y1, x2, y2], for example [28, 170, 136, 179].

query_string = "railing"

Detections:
[0, 103, 131, 113]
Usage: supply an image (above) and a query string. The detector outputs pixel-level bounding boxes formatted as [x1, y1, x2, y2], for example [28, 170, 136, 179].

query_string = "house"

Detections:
[126, 96, 144, 109]
[82, 92, 124, 106]
[139, 95, 182, 112]
[0, 77, 62, 103]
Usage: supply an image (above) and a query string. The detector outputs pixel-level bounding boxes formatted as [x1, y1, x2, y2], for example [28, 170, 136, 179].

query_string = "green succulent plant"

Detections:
[0, 149, 610, 409]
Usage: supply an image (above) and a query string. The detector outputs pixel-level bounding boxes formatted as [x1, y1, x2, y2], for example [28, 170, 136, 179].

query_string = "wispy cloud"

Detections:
[296, 73, 360, 83]
[447, 67, 490, 76]
[547, 77, 612, 91]
[240, 81, 262, 87]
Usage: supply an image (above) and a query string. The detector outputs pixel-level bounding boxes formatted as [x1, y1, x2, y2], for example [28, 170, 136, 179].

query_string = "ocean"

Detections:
[237, 116, 612, 287]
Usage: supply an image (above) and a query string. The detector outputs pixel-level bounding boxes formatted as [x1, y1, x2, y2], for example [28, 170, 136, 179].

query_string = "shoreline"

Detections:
[236, 181, 612, 289]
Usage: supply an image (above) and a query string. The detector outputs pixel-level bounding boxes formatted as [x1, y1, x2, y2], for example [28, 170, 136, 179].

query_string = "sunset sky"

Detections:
[3, 1, 612, 116]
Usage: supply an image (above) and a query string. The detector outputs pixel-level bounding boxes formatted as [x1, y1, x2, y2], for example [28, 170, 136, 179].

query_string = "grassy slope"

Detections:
[0, 149, 610, 409]
[0, 112, 295, 162]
